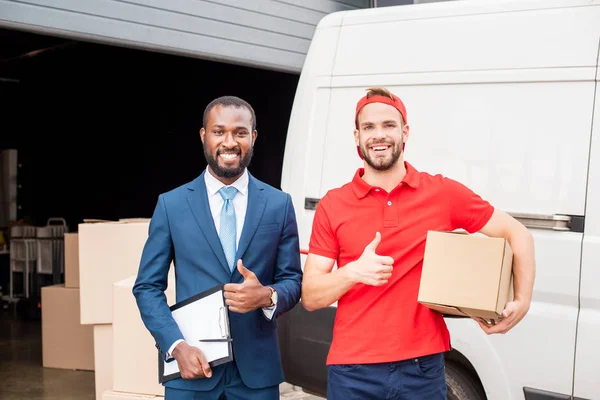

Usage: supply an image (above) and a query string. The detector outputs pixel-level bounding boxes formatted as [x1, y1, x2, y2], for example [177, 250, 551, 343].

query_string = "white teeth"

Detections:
[372, 146, 388, 151]
[220, 153, 238, 160]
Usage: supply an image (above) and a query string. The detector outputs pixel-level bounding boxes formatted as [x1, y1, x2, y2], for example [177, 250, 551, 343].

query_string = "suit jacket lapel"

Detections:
[236, 174, 266, 263]
[186, 172, 230, 274]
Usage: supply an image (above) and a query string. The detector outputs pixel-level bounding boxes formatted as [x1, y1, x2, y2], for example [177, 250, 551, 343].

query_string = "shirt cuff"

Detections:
[262, 304, 277, 320]
[166, 339, 185, 360]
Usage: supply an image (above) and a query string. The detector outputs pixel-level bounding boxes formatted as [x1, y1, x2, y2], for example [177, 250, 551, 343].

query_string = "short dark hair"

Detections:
[203, 96, 256, 131]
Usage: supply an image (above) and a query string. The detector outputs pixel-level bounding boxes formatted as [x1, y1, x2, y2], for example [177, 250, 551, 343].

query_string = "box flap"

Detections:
[458, 306, 503, 324]
[81, 218, 149, 225]
[119, 218, 151, 223]
[419, 302, 469, 318]
[420, 301, 504, 323]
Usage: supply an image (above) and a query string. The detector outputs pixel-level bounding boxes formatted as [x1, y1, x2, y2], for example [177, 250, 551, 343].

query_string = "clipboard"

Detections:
[158, 284, 233, 383]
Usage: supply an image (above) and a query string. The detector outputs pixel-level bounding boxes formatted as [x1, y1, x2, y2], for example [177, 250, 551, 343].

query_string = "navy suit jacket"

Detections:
[132, 171, 302, 392]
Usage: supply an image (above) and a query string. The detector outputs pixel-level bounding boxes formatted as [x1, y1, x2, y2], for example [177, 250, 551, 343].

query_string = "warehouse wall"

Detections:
[0, 0, 370, 73]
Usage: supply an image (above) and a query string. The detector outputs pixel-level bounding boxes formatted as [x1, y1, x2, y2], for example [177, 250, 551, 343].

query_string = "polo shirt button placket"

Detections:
[383, 197, 398, 227]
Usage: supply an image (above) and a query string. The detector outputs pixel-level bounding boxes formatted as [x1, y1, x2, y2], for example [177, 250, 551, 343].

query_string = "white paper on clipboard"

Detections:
[158, 284, 233, 383]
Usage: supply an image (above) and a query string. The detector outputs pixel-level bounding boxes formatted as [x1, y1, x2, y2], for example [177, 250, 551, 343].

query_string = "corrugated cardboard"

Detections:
[94, 324, 113, 400]
[64, 233, 80, 288]
[418, 231, 514, 323]
[112, 272, 175, 396]
[102, 390, 163, 399]
[41, 284, 94, 370]
[78, 219, 150, 324]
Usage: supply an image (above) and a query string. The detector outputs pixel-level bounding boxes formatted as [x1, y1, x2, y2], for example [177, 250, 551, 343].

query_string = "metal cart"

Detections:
[7, 218, 68, 302]
[36, 218, 67, 284]
[8, 224, 37, 301]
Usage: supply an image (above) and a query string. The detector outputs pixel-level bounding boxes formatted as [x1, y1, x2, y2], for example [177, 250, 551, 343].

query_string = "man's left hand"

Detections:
[224, 260, 271, 313]
[474, 299, 530, 335]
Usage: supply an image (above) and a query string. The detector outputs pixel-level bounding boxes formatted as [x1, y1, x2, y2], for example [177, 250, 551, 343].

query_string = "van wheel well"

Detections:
[444, 350, 487, 399]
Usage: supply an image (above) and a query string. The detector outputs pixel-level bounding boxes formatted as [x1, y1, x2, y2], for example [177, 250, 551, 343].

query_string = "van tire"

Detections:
[446, 361, 487, 400]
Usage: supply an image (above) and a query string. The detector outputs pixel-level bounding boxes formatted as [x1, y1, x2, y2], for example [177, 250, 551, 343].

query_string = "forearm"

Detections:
[302, 265, 357, 311]
[133, 278, 184, 352]
[509, 227, 536, 304]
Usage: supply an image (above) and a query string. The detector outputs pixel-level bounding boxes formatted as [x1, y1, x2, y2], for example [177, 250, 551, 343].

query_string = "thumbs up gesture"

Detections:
[346, 232, 395, 286]
[224, 260, 271, 313]
[235, 259, 259, 283]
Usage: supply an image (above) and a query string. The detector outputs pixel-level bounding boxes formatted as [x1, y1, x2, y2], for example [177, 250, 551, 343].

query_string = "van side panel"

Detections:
[335, 1, 599, 75]
[574, 61, 600, 399]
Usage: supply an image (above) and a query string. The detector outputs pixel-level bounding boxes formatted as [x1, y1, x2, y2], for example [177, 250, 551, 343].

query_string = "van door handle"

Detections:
[304, 197, 320, 210]
[508, 213, 584, 233]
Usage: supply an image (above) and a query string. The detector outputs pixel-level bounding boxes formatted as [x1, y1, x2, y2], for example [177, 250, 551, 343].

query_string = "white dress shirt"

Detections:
[167, 168, 276, 358]
[205, 166, 249, 248]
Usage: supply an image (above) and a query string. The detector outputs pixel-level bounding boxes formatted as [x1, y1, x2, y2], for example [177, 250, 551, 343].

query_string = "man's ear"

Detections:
[252, 130, 258, 147]
[353, 129, 360, 146]
[402, 124, 410, 144]
[200, 127, 206, 144]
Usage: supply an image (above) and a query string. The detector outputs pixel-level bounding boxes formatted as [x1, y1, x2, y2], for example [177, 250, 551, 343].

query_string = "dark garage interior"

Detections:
[0, 27, 300, 231]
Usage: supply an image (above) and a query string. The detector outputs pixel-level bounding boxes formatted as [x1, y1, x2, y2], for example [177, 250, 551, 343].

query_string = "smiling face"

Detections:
[200, 104, 257, 184]
[354, 102, 409, 171]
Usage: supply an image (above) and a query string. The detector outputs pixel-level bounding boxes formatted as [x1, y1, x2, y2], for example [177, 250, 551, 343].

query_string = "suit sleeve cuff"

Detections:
[262, 304, 277, 320]
[166, 339, 185, 360]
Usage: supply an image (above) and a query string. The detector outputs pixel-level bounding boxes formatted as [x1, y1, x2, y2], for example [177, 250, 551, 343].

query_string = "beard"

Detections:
[204, 145, 253, 179]
[359, 139, 402, 171]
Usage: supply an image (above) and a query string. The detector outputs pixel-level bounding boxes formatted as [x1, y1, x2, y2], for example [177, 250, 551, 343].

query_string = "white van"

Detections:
[278, 1, 600, 399]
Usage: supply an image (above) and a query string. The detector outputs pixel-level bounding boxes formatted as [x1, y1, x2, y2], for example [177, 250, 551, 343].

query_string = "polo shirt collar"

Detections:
[403, 162, 421, 189]
[351, 161, 421, 199]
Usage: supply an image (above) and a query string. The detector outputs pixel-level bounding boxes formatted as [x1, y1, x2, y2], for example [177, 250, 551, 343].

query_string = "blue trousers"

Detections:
[165, 360, 279, 400]
[327, 352, 447, 400]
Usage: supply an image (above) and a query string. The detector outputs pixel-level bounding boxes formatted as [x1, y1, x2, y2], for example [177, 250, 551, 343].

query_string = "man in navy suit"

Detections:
[132, 95, 303, 400]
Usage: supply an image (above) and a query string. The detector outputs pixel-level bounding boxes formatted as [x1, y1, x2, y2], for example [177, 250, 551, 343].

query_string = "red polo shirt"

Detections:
[308, 162, 494, 365]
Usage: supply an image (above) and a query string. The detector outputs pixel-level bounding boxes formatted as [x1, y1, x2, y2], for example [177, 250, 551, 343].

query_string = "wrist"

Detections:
[172, 341, 187, 358]
[341, 262, 359, 284]
[514, 296, 531, 307]
[263, 286, 274, 308]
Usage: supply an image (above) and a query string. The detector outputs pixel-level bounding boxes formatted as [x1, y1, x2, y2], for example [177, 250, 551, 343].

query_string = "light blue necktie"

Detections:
[218, 186, 238, 271]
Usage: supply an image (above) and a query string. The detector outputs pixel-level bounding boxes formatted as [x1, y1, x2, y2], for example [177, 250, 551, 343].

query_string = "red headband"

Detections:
[355, 94, 407, 129]
[354, 93, 408, 159]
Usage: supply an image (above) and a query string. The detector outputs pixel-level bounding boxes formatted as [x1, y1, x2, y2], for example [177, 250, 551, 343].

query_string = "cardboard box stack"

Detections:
[41, 283, 95, 371]
[64, 233, 80, 288]
[111, 273, 175, 398]
[77, 218, 166, 400]
[41, 231, 94, 371]
[94, 324, 114, 400]
[418, 230, 514, 324]
[78, 219, 152, 326]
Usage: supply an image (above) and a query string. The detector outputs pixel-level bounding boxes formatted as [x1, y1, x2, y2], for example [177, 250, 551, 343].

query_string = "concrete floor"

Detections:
[0, 306, 322, 400]
[0, 308, 96, 400]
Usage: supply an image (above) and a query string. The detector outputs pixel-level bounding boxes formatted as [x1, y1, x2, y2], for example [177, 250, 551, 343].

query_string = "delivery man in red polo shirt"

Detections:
[301, 87, 536, 399]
